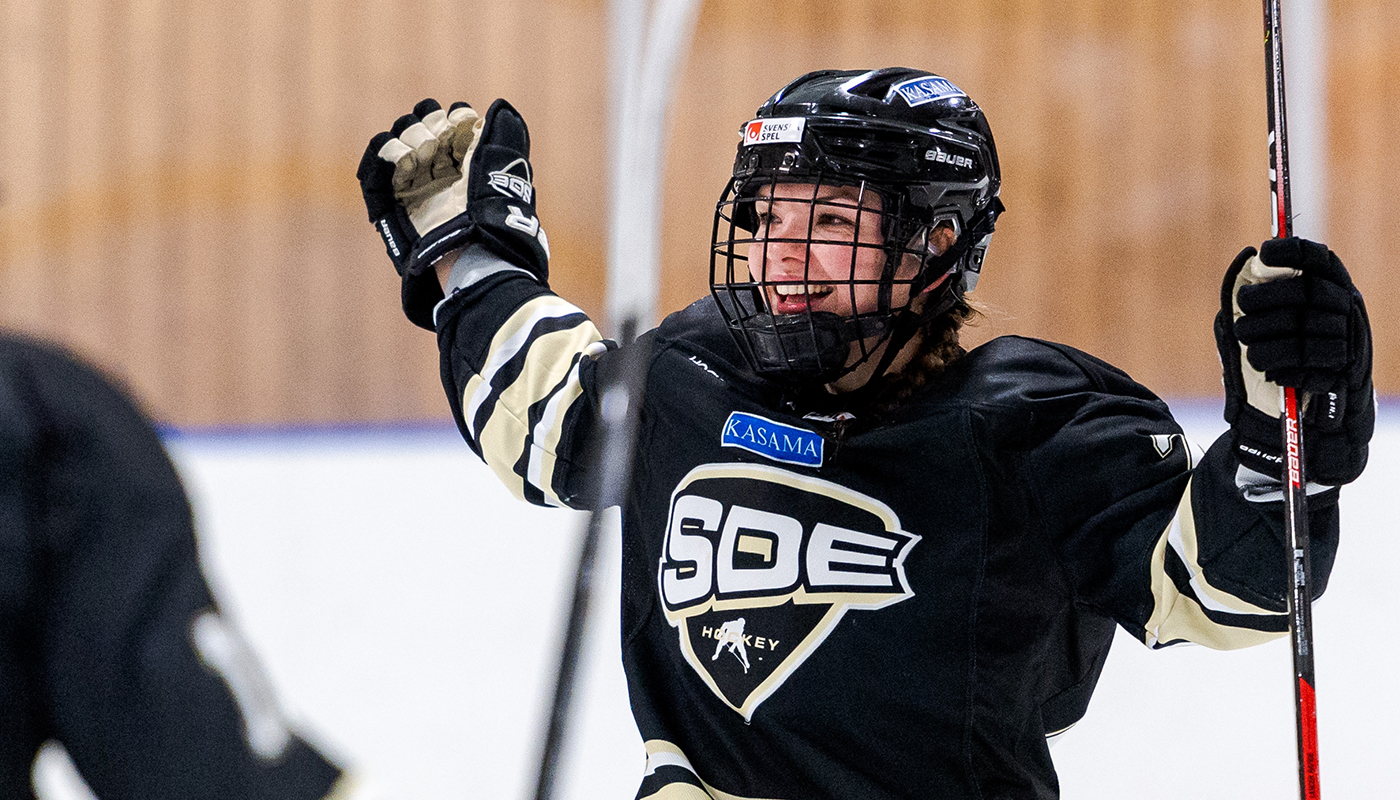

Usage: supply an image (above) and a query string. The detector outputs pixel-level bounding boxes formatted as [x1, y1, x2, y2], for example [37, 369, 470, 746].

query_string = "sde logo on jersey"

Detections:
[658, 463, 920, 720]
[721, 411, 822, 467]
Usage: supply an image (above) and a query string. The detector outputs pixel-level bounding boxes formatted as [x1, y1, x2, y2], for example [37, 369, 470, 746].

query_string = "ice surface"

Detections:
[32, 405, 1399, 799]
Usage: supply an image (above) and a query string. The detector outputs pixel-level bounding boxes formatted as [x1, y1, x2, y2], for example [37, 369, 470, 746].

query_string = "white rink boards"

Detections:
[34, 404, 1400, 799]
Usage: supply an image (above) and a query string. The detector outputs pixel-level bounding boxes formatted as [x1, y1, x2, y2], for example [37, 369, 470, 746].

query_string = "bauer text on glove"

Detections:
[1214, 236, 1373, 485]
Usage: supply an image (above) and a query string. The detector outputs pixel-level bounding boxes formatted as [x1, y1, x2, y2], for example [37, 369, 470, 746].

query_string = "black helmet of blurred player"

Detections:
[711, 67, 1004, 388]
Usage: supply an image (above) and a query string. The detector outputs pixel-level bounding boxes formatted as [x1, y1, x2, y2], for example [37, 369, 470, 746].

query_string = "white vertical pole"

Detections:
[1281, 0, 1328, 242]
[606, 0, 704, 338]
[607, 0, 645, 338]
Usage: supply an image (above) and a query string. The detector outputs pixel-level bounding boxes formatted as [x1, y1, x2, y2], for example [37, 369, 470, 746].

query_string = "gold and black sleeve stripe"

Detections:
[1138, 434, 1340, 649]
[1142, 476, 1288, 649]
[460, 294, 605, 505]
[436, 269, 611, 508]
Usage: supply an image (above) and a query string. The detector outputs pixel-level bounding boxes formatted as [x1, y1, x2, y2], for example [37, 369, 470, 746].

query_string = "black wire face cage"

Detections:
[710, 172, 960, 385]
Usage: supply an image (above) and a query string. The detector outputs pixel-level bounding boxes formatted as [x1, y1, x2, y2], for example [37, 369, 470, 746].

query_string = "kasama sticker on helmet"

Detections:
[743, 118, 807, 147]
[890, 76, 966, 107]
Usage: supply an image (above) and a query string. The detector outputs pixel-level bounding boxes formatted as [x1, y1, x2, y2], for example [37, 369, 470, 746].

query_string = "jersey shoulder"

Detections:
[0, 332, 152, 433]
[649, 297, 761, 377]
[0, 334, 108, 447]
[919, 335, 1176, 448]
[0, 332, 181, 498]
[944, 334, 1164, 409]
[653, 296, 741, 360]
[641, 296, 785, 405]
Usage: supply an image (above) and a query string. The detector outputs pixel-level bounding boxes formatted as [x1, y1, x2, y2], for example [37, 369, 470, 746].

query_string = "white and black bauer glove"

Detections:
[1215, 237, 1374, 485]
[357, 98, 550, 329]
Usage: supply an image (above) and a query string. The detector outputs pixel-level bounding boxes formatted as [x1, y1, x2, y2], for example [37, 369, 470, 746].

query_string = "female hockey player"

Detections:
[358, 68, 1373, 799]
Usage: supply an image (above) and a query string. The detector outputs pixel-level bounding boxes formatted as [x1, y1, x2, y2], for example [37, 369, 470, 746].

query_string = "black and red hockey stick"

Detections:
[1263, 2, 1321, 797]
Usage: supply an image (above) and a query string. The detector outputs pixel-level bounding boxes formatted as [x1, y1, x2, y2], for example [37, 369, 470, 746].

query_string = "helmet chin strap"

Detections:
[846, 220, 969, 387]
[796, 271, 957, 416]
[856, 273, 957, 385]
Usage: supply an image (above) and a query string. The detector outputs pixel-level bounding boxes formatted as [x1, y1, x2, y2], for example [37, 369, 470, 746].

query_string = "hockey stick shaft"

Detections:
[531, 318, 646, 800]
[1263, 2, 1321, 797]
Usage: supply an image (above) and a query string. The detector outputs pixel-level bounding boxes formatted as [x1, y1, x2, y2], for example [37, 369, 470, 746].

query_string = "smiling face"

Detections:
[718, 180, 962, 390]
[743, 181, 965, 389]
[750, 183, 903, 319]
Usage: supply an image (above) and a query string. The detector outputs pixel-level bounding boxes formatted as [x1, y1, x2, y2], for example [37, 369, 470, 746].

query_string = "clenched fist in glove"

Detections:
[358, 98, 550, 329]
[1215, 237, 1374, 485]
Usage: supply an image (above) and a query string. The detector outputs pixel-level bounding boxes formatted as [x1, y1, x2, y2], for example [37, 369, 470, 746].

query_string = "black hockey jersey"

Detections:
[435, 267, 1341, 800]
[0, 335, 346, 800]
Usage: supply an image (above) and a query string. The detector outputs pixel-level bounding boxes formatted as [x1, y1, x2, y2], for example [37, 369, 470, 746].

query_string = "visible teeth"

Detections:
[774, 284, 834, 296]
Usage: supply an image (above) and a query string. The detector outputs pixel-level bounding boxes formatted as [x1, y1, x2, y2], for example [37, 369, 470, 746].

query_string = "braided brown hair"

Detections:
[865, 299, 981, 417]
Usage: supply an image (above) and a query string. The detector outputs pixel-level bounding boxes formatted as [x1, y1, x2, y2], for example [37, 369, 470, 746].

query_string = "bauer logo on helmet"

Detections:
[924, 147, 975, 170]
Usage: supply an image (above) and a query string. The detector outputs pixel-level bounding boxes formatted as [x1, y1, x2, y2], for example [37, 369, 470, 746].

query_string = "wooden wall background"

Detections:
[0, 0, 1393, 427]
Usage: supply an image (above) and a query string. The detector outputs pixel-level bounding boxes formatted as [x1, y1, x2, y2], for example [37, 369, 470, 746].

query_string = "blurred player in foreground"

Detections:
[0, 334, 366, 799]
[359, 68, 1373, 798]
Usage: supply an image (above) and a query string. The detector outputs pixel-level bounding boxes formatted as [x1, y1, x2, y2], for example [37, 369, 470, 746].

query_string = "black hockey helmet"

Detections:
[710, 67, 1004, 385]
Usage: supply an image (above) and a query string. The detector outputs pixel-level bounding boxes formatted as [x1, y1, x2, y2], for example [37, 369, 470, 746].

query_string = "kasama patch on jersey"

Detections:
[658, 463, 920, 720]
[890, 75, 966, 107]
[742, 117, 806, 147]
[721, 411, 823, 467]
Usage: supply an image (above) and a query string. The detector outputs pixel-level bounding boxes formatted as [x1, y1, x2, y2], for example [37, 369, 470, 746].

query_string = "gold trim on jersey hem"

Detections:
[641, 786, 718, 800]
[319, 774, 372, 800]
[1144, 478, 1286, 649]
[642, 740, 787, 800]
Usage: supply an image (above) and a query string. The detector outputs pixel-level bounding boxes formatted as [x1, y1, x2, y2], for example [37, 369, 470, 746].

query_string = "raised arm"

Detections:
[358, 100, 618, 509]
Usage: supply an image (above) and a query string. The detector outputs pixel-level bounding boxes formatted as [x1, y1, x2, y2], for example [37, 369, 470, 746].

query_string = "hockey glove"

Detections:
[1215, 237, 1373, 485]
[357, 98, 550, 330]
